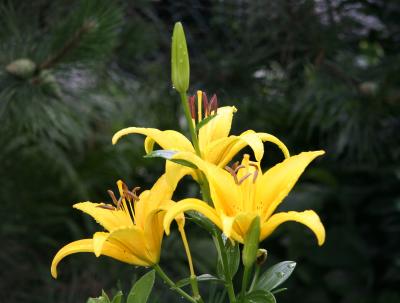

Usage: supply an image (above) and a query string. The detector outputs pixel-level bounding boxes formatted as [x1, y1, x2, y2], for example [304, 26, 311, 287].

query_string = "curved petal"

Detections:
[198, 106, 237, 151]
[260, 210, 325, 245]
[143, 208, 165, 263]
[165, 160, 195, 189]
[73, 202, 132, 231]
[95, 226, 155, 265]
[50, 238, 147, 278]
[171, 152, 239, 215]
[221, 212, 258, 243]
[256, 132, 290, 159]
[112, 127, 194, 153]
[213, 131, 265, 167]
[163, 198, 222, 235]
[257, 151, 325, 219]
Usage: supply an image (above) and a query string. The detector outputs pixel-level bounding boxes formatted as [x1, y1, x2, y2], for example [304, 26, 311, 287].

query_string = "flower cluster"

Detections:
[51, 22, 326, 303]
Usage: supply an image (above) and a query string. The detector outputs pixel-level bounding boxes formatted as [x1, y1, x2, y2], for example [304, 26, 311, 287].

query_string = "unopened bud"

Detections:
[256, 249, 268, 266]
[6, 58, 36, 79]
[171, 22, 190, 93]
[242, 216, 260, 267]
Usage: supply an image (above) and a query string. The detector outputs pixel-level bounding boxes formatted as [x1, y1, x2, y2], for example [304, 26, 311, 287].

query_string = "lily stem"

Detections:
[179, 92, 201, 156]
[153, 264, 197, 303]
[240, 265, 252, 299]
[215, 232, 237, 303]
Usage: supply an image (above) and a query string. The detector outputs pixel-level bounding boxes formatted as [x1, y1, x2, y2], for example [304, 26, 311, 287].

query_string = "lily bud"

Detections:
[6, 58, 36, 79]
[242, 216, 260, 267]
[256, 249, 268, 266]
[171, 22, 190, 93]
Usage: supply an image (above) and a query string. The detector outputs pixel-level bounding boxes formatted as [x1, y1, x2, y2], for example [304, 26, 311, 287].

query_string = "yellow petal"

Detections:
[215, 130, 265, 166]
[143, 208, 165, 263]
[260, 210, 325, 245]
[171, 152, 239, 215]
[163, 198, 222, 235]
[99, 226, 155, 265]
[256, 132, 290, 159]
[73, 202, 132, 231]
[221, 212, 257, 243]
[50, 238, 147, 278]
[112, 127, 194, 153]
[165, 160, 195, 189]
[258, 151, 325, 219]
[134, 174, 174, 229]
[198, 106, 237, 151]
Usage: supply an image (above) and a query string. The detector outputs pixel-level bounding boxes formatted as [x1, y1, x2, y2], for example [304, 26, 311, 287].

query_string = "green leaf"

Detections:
[254, 261, 296, 291]
[195, 114, 217, 132]
[187, 211, 216, 234]
[171, 22, 190, 93]
[127, 270, 155, 303]
[244, 290, 276, 303]
[144, 150, 197, 169]
[217, 240, 240, 279]
[174, 274, 223, 288]
[111, 291, 123, 303]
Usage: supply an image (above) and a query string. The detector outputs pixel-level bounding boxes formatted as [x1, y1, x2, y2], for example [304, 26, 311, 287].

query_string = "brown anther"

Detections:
[225, 166, 239, 184]
[231, 161, 240, 170]
[107, 190, 119, 206]
[97, 204, 116, 210]
[188, 95, 196, 120]
[209, 94, 218, 115]
[252, 169, 259, 183]
[249, 163, 259, 183]
[202, 92, 209, 117]
[238, 172, 252, 185]
[234, 164, 245, 174]
[131, 187, 141, 200]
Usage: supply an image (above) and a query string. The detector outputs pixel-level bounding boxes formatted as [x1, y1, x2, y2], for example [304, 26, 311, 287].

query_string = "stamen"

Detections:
[209, 94, 218, 115]
[234, 164, 245, 174]
[249, 163, 259, 183]
[231, 161, 240, 171]
[197, 90, 202, 122]
[131, 187, 141, 200]
[188, 95, 196, 120]
[96, 204, 116, 210]
[225, 166, 239, 184]
[107, 190, 119, 206]
[202, 92, 209, 117]
[238, 172, 252, 185]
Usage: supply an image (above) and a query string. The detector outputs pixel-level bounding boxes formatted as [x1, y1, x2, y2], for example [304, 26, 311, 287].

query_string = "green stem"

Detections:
[240, 265, 252, 299]
[215, 233, 236, 303]
[179, 92, 201, 155]
[190, 275, 204, 303]
[153, 264, 197, 303]
[248, 265, 260, 291]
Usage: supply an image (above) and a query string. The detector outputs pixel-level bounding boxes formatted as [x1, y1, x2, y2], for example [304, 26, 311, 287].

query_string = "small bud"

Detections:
[242, 216, 260, 267]
[171, 22, 190, 93]
[256, 249, 268, 266]
[6, 58, 36, 79]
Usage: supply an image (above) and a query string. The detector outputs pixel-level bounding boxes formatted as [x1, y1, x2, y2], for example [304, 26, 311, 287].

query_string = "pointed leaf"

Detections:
[216, 240, 240, 279]
[144, 150, 197, 169]
[111, 291, 123, 303]
[187, 211, 216, 234]
[127, 270, 155, 303]
[174, 274, 223, 288]
[254, 261, 296, 291]
[244, 290, 276, 303]
[195, 114, 217, 132]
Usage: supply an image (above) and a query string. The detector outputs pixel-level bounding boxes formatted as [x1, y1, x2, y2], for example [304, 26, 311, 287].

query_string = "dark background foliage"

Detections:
[0, 1, 399, 302]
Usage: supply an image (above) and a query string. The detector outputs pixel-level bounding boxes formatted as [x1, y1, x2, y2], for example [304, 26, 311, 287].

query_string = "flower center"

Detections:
[225, 157, 259, 185]
[97, 181, 141, 223]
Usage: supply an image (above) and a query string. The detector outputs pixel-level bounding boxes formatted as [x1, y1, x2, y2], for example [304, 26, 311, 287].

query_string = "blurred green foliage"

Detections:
[0, 1, 399, 302]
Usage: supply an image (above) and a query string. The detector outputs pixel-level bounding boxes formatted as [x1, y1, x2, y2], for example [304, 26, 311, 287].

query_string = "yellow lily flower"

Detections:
[51, 175, 181, 278]
[111, 91, 289, 186]
[163, 151, 326, 245]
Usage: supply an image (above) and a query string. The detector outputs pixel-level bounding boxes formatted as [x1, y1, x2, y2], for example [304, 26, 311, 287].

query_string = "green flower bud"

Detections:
[171, 22, 190, 93]
[6, 58, 36, 79]
[256, 248, 268, 266]
[242, 216, 260, 268]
